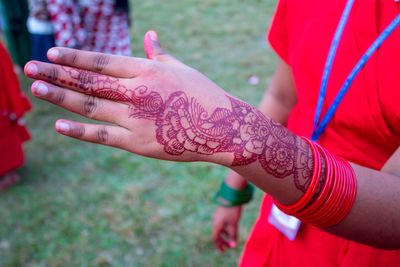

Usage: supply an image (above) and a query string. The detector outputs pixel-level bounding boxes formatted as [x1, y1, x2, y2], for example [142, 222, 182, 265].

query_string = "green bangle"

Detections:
[213, 181, 254, 207]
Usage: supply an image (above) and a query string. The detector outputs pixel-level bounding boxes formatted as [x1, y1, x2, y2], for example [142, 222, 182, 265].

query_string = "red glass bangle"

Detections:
[316, 158, 347, 227]
[331, 158, 352, 226]
[336, 159, 355, 224]
[323, 159, 357, 228]
[293, 143, 332, 219]
[308, 155, 344, 226]
[275, 137, 322, 214]
[273, 137, 357, 229]
[304, 149, 341, 224]
[318, 157, 356, 228]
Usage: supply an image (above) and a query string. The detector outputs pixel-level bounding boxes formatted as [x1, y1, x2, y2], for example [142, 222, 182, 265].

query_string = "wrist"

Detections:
[214, 180, 254, 207]
[225, 170, 248, 190]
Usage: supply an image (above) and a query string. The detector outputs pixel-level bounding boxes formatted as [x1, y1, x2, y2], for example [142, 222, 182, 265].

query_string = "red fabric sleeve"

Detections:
[267, 0, 290, 64]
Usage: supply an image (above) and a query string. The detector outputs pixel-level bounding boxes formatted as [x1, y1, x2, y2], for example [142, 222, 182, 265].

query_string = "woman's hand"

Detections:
[24, 31, 236, 164]
[24, 31, 315, 204]
[212, 206, 242, 252]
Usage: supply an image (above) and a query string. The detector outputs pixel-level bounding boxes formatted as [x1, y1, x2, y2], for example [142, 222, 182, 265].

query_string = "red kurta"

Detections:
[240, 0, 400, 266]
[0, 42, 31, 176]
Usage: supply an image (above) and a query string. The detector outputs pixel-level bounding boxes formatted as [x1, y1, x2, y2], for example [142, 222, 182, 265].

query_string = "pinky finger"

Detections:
[55, 119, 131, 149]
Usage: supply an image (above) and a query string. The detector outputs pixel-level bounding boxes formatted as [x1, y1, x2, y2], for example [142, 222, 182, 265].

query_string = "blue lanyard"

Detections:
[311, 0, 400, 142]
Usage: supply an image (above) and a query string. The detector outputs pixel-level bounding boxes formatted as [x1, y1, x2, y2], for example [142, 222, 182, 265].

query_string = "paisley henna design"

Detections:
[59, 68, 319, 193]
[130, 85, 164, 120]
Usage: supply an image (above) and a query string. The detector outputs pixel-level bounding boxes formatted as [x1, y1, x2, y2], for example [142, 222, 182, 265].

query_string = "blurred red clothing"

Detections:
[240, 0, 400, 266]
[0, 42, 31, 176]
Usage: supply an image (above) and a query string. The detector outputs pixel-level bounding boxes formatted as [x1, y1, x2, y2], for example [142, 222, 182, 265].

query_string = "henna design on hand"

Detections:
[60, 68, 317, 193]
[60, 67, 134, 102]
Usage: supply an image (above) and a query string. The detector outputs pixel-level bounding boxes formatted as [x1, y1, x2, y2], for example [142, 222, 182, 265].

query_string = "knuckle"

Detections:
[153, 51, 168, 61]
[142, 61, 163, 78]
[93, 54, 110, 72]
[83, 95, 98, 116]
[53, 89, 66, 104]
[46, 67, 59, 81]
[61, 50, 78, 65]
[77, 70, 95, 91]
[152, 42, 165, 54]
[153, 48, 165, 57]
[70, 52, 78, 65]
[74, 125, 85, 138]
[140, 59, 153, 72]
[97, 127, 109, 143]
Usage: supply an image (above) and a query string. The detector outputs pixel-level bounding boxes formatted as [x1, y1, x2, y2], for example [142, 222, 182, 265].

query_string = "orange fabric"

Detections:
[240, 0, 400, 266]
[0, 41, 31, 175]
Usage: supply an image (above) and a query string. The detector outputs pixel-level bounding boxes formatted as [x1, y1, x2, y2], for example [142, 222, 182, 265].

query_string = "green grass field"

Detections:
[1, 0, 278, 266]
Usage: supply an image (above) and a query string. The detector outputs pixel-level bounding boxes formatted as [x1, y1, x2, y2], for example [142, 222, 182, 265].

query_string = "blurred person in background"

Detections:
[0, 42, 31, 192]
[46, 0, 86, 48]
[27, 0, 55, 62]
[46, 0, 131, 56]
[78, 0, 131, 56]
[0, 0, 31, 72]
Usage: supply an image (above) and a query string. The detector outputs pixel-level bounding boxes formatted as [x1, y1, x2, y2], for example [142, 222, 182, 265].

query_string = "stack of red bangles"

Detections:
[274, 137, 357, 228]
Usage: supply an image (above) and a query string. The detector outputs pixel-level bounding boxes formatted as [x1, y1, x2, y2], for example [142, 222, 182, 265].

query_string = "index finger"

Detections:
[47, 47, 148, 78]
[24, 61, 136, 105]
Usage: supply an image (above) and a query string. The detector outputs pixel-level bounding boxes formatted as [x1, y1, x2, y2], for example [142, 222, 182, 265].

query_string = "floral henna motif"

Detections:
[155, 92, 242, 156]
[154, 91, 316, 193]
[60, 67, 316, 192]
[128, 86, 315, 192]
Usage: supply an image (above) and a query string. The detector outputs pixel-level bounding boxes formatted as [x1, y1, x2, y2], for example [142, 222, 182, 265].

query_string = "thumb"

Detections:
[143, 30, 187, 67]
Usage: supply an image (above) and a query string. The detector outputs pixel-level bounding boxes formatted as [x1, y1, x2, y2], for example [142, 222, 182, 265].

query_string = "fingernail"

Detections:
[56, 121, 70, 132]
[34, 83, 48, 96]
[25, 63, 38, 76]
[47, 48, 59, 61]
[148, 31, 158, 42]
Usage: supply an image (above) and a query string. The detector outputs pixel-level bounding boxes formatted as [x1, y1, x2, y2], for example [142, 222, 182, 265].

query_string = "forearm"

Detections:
[213, 62, 400, 248]
[325, 163, 400, 249]
[222, 91, 292, 191]
[133, 82, 400, 248]
[209, 94, 399, 249]
[221, 59, 297, 191]
[221, 92, 296, 192]
[207, 93, 311, 205]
